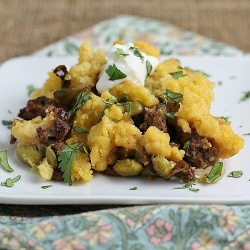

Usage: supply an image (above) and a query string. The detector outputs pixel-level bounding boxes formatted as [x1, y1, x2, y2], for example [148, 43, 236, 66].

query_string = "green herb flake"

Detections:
[2, 120, 13, 129]
[41, 185, 52, 189]
[227, 170, 243, 178]
[183, 141, 190, 152]
[240, 91, 250, 102]
[174, 177, 199, 192]
[146, 60, 153, 76]
[27, 84, 37, 96]
[217, 81, 223, 86]
[129, 47, 144, 61]
[243, 133, 250, 135]
[205, 162, 223, 183]
[0, 150, 14, 172]
[105, 64, 127, 81]
[166, 111, 175, 119]
[1, 175, 21, 187]
[115, 48, 129, 57]
[220, 116, 230, 121]
[121, 93, 129, 102]
[58, 143, 83, 185]
[164, 89, 183, 104]
[129, 186, 138, 190]
[170, 70, 185, 79]
[73, 127, 89, 133]
[68, 92, 91, 121]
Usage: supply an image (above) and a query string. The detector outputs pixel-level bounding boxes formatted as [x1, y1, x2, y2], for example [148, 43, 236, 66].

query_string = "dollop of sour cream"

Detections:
[96, 43, 159, 93]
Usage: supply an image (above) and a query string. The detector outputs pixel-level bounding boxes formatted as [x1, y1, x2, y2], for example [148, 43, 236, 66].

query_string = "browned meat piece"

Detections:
[172, 160, 195, 183]
[139, 104, 168, 132]
[18, 96, 58, 120]
[36, 108, 70, 146]
[51, 168, 64, 181]
[182, 133, 218, 169]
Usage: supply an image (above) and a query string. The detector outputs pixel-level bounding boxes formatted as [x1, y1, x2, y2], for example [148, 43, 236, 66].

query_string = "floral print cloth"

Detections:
[1, 15, 249, 250]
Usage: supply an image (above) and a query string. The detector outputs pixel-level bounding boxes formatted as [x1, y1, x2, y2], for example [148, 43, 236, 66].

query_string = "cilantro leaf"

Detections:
[170, 70, 185, 79]
[58, 143, 83, 185]
[27, 84, 37, 96]
[1, 175, 21, 187]
[73, 127, 89, 133]
[129, 46, 144, 61]
[164, 89, 183, 104]
[227, 170, 243, 178]
[0, 150, 14, 172]
[205, 162, 223, 183]
[115, 48, 129, 57]
[41, 185, 52, 189]
[2, 120, 13, 129]
[240, 90, 250, 102]
[146, 60, 153, 76]
[174, 177, 199, 192]
[68, 92, 91, 121]
[105, 64, 127, 81]
[129, 186, 138, 190]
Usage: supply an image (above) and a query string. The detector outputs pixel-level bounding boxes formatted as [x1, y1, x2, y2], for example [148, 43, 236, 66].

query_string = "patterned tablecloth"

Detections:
[1, 15, 250, 250]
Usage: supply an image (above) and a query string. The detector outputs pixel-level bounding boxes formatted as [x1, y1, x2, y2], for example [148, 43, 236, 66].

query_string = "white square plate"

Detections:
[0, 56, 249, 204]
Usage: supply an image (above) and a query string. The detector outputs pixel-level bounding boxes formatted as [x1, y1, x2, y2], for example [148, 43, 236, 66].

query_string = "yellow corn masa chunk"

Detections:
[32, 72, 61, 99]
[32, 43, 106, 99]
[176, 85, 244, 158]
[68, 43, 106, 93]
[142, 126, 184, 162]
[87, 105, 142, 171]
[134, 40, 160, 58]
[67, 93, 105, 145]
[37, 158, 54, 181]
[11, 112, 54, 145]
[87, 116, 116, 171]
[110, 81, 159, 108]
[71, 150, 93, 183]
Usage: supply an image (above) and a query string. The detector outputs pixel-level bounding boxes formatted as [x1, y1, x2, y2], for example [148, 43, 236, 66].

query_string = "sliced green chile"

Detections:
[16, 144, 43, 167]
[121, 101, 144, 116]
[113, 159, 143, 176]
[152, 156, 175, 179]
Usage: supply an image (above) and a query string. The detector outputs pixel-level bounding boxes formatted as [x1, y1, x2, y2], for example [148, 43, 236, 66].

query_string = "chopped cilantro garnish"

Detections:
[129, 186, 138, 190]
[243, 133, 250, 135]
[205, 162, 223, 183]
[73, 127, 89, 133]
[164, 89, 183, 105]
[121, 93, 129, 102]
[58, 143, 83, 185]
[1, 175, 21, 187]
[220, 116, 230, 121]
[2, 120, 13, 129]
[41, 185, 52, 189]
[129, 46, 144, 61]
[67, 92, 91, 121]
[166, 111, 175, 119]
[115, 48, 129, 57]
[27, 84, 37, 96]
[105, 64, 127, 81]
[174, 177, 199, 192]
[240, 91, 250, 102]
[170, 70, 185, 79]
[227, 170, 243, 178]
[0, 150, 14, 172]
[146, 60, 153, 76]
[183, 141, 190, 152]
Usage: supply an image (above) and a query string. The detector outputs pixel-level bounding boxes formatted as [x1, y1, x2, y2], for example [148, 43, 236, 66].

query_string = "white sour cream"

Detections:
[96, 43, 159, 93]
